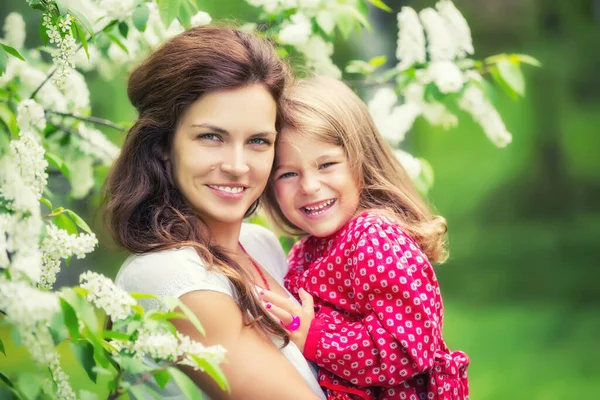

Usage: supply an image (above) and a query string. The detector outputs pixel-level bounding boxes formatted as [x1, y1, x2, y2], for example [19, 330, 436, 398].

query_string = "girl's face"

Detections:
[273, 129, 361, 238]
[169, 84, 277, 230]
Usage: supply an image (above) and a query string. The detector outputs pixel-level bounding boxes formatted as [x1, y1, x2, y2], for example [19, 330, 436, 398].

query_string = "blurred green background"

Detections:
[1, 0, 599, 399]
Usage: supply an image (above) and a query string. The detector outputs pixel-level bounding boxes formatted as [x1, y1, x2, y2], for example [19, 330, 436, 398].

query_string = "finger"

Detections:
[262, 301, 294, 326]
[258, 288, 296, 313]
[298, 288, 314, 312]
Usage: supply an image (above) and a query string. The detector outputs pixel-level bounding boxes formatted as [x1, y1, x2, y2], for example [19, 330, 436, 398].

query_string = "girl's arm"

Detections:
[173, 290, 322, 400]
[302, 224, 444, 388]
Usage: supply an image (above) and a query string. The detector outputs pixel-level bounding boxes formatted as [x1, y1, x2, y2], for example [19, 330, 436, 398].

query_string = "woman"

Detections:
[104, 25, 325, 399]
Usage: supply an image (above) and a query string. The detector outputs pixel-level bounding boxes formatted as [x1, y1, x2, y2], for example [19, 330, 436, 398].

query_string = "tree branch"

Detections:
[46, 110, 126, 131]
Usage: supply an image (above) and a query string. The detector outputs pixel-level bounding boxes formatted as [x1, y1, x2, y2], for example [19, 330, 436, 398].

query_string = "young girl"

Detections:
[260, 76, 469, 400]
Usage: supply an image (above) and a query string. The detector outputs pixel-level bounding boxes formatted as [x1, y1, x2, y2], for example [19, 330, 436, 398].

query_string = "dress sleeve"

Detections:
[284, 237, 310, 298]
[116, 247, 234, 312]
[302, 223, 446, 387]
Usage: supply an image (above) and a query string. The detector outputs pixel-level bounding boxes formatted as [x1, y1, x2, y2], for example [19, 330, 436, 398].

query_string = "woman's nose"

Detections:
[220, 146, 250, 176]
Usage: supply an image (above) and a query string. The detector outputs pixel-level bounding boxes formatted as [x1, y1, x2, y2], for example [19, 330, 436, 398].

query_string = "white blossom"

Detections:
[61, 69, 91, 112]
[67, 156, 95, 199]
[97, 0, 137, 21]
[368, 87, 420, 144]
[134, 329, 181, 361]
[10, 248, 43, 283]
[40, 225, 97, 289]
[0, 277, 60, 328]
[297, 35, 341, 78]
[2, 12, 26, 49]
[458, 84, 512, 147]
[77, 123, 120, 165]
[177, 332, 227, 370]
[191, 11, 212, 27]
[80, 271, 136, 321]
[17, 99, 46, 131]
[394, 149, 422, 180]
[436, 0, 473, 58]
[419, 8, 456, 61]
[426, 60, 464, 93]
[278, 13, 312, 46]
[42, 14, 77, 88]
[396, 7, 426, 71]
[8, 130, 48, 199]
[48, 353, 76, 400]
[403, 83, 458, 129]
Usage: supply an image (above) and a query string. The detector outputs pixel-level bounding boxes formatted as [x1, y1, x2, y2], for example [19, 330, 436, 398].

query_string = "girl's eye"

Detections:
[197, 133, 221, 141]
[277, 172, 297, 180]
[319, 162, 336, 170]
[248, 138, 271, 145]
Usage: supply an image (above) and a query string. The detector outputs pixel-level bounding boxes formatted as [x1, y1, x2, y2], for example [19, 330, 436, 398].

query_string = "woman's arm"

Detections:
[173, 290, 321, 400]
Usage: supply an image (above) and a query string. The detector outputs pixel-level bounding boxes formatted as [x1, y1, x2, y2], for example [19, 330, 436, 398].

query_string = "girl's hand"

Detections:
[258, 288, 314, 352]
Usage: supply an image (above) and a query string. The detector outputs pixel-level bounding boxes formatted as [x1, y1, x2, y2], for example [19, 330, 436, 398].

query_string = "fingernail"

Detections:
[266, 303, 272, 309]
[259, 290, 264, 295]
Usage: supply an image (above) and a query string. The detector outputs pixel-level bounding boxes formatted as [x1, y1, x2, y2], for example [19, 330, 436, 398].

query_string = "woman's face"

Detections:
[272, 129, 361, 238]
[169, 84, 277, 229]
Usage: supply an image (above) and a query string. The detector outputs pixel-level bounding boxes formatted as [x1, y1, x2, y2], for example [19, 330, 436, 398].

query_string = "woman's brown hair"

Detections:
[263, 76, 448, 264]
[104, 25, 290, 342]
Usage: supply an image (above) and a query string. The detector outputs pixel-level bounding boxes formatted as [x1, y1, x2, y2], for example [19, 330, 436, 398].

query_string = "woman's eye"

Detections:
[319, 162, 336, 170]
[248, 138, 271, 145]
[197, 133, 221, 141]
[277, 172, 297, 180]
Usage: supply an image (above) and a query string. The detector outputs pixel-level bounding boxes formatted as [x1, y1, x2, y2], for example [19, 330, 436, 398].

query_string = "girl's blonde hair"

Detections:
[262, 76, 448, 264]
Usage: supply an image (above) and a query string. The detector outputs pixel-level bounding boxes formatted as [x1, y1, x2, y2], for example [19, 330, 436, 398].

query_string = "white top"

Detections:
[115, 223, 326, 400]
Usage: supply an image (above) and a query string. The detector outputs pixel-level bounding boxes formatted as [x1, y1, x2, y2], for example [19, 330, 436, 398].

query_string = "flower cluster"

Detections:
[42, 13, 77, 88]
[40, 224, 98, 289]
[1, 12, 26, 49]
[80, 271, 137, 321]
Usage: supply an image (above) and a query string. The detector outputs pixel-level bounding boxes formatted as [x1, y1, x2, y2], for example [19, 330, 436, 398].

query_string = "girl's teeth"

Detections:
[304, 199, 334, 214]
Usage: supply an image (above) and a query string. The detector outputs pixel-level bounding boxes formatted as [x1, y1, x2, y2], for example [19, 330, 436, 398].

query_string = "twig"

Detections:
[46, 110, 126, 131]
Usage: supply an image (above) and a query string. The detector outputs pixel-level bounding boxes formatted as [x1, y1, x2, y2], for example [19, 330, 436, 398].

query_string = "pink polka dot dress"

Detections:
[285, 211, 469, 400]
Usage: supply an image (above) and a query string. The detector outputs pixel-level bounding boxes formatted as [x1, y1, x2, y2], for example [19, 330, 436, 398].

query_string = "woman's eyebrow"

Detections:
[190, 123, 229, 134]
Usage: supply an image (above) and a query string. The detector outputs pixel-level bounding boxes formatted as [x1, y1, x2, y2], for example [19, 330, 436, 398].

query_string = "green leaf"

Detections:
[168, 367, 203, 400]
[191, 354, 229, 392]
[0, 371, 13, 388]
[496, 59, 525, 97]
[130, 292, 160, 301]
[335, 6, 355, 39]
[0, 103, 17, 135]
[45, 151, 71, 179]
[0, 43, 25, 61]
[54, 212, 78, 235]
[0, 337, 4, 355]
[157, 0, 182, 28]
[412, 158, 434, 195]
[316, 10, 335, 35]
[55, 0, 68, 16]
[61, 288, 99, 334]
[178, 0, 194, 29]
[369, 55, 387, 68]
[162, 296, 205, 335]
[10, 327, 21, 347]
[132, 4, 151, 32]
[154, 369, 171, 389]
[512, 53, 542, 67]
[40, 197, 53, 210]
[107, 34, 129, 54]
[128, 385, 149, 400]
[59, 297, 81, 340]
[70, 340, 98, 383]
[39, 17, 50, 46]
[365, 0, 392, 12]
[78, 390, 99, 400]
[117, 355, 151, 374]
[49, 308, 69, 345]
[70, 9, 95, 38]
[66, 209, 93, 234]
[490, 66, 519, 100]
[16, 372, 42, 400]
[73, 21, 90, 59]
[345, 59, 373, 75]
[118, 21, 129, 38]
[102, 330, 130, 341]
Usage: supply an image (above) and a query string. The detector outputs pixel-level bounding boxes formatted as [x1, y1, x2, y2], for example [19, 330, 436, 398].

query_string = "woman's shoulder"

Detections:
[115, 246, 234, 308]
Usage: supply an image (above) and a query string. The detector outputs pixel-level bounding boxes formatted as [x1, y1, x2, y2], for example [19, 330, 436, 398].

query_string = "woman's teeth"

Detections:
[303, 199, 335, 214]
[208, 185, 244, 193]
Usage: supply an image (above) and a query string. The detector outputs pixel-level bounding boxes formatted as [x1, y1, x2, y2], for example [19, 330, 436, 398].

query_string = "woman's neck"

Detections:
[207, 220, 243, 253]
